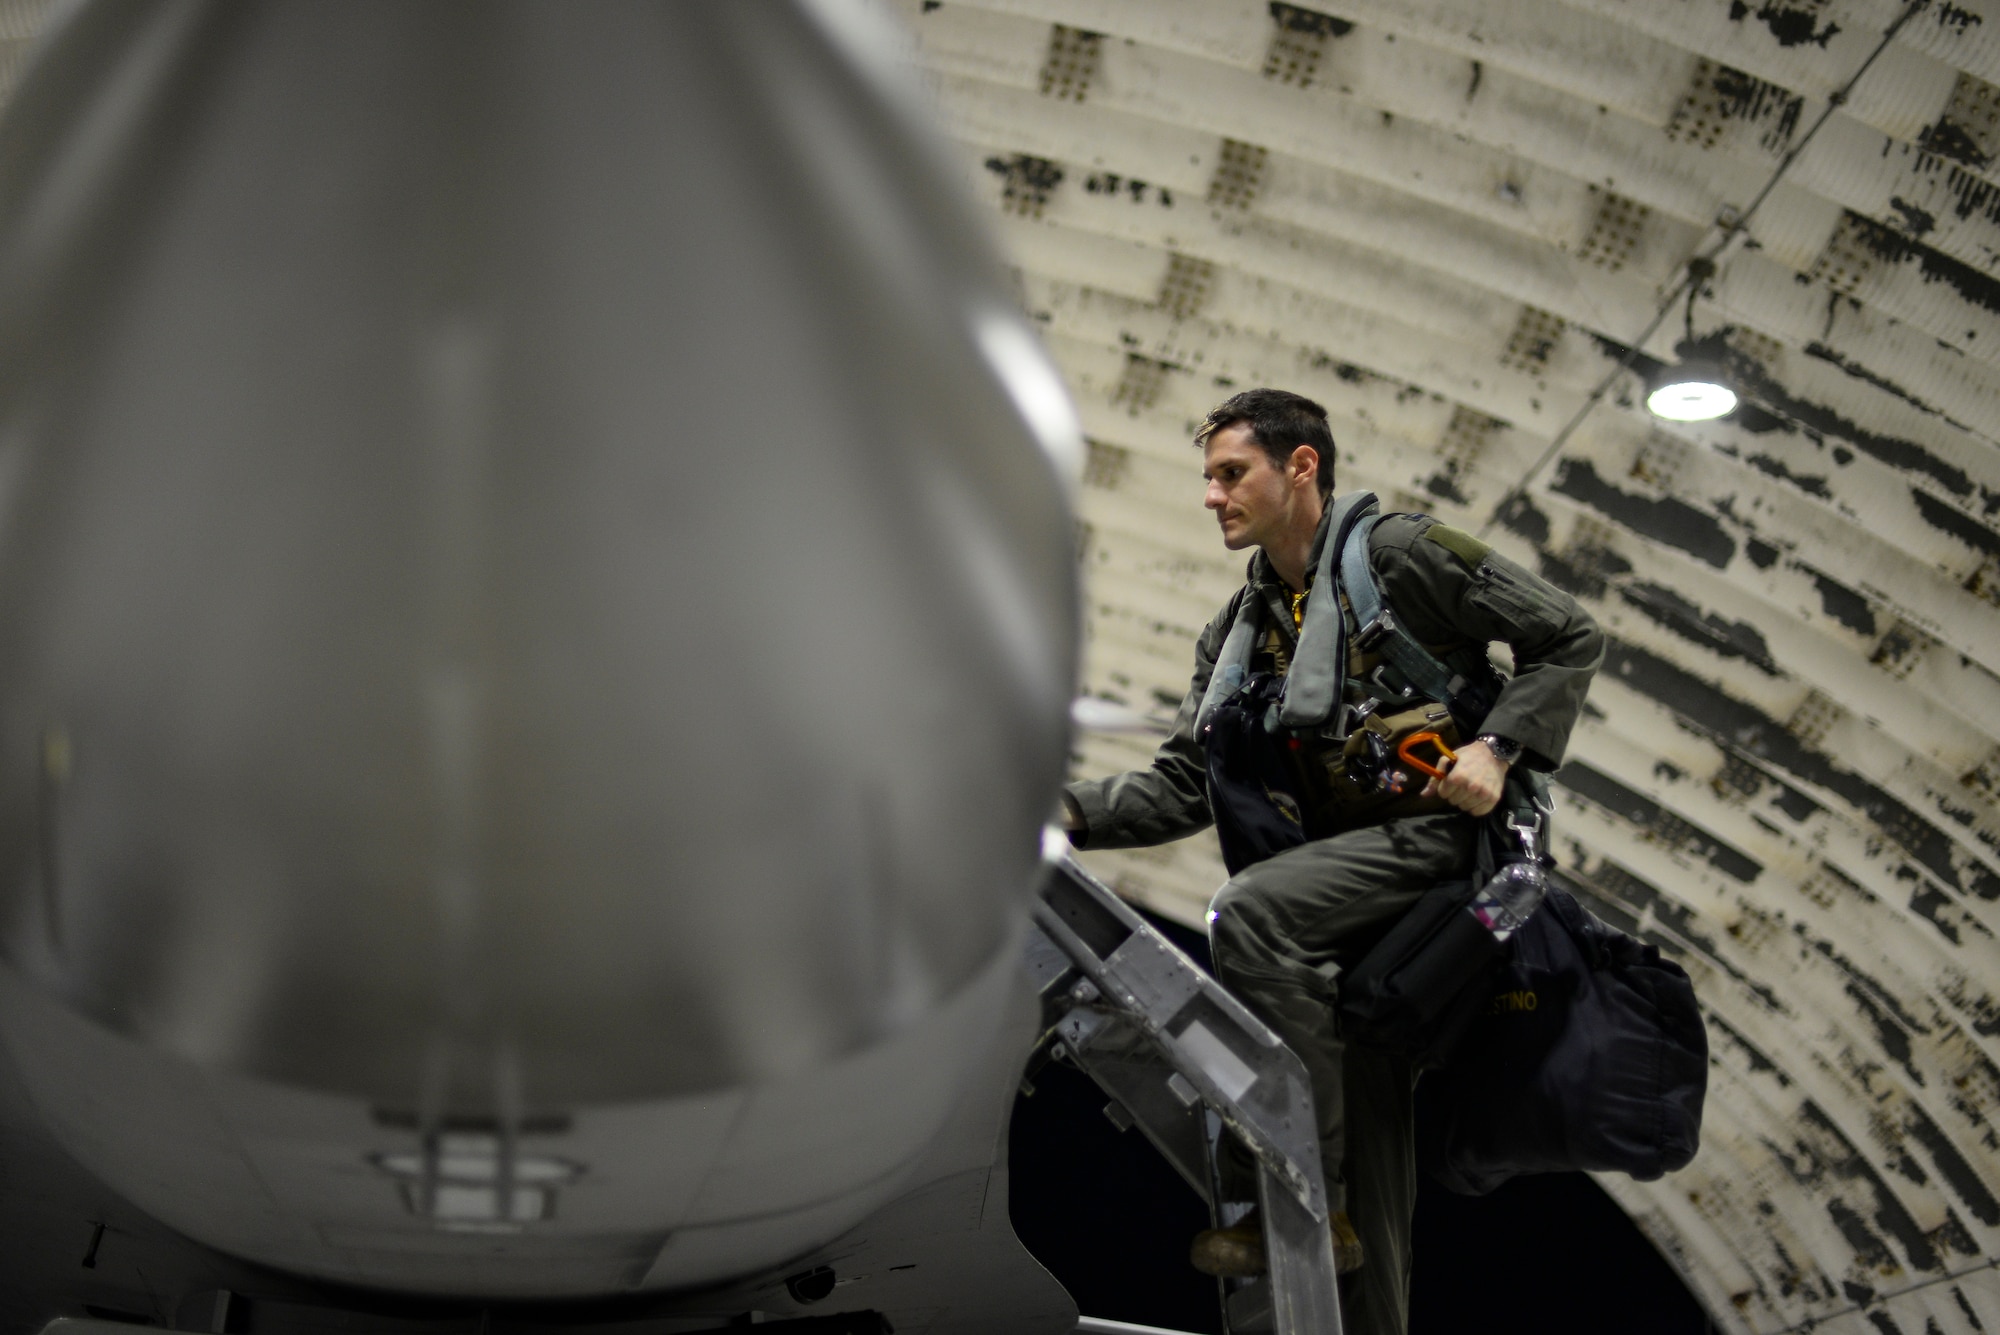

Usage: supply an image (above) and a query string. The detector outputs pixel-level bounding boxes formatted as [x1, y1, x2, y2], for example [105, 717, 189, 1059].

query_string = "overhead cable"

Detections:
[1476, 0, 1931, 541]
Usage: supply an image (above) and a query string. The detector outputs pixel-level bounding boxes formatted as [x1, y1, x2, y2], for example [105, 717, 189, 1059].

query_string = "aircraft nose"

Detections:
[0, 0, 1080, 1108]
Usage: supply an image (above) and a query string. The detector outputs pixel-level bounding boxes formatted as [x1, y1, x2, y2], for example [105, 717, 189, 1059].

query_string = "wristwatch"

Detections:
[1476, 733, 1525, 766]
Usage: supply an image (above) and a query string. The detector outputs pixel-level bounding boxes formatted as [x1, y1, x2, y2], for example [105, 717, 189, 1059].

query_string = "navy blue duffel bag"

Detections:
[1415, 888, 1709, 1195]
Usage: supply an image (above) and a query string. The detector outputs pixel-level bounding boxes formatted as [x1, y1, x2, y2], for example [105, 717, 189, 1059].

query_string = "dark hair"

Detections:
[1194, 388, 1335, 497]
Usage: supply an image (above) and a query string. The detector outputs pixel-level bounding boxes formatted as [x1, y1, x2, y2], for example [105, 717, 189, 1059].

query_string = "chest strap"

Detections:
[1341, 512, 1460, 706]
[1276, 491, 1377, 729]
[1194, 595, 1263, 736]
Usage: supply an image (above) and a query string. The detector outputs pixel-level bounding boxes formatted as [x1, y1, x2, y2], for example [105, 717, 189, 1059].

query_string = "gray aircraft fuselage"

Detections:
[0, 1, 1081, 1328]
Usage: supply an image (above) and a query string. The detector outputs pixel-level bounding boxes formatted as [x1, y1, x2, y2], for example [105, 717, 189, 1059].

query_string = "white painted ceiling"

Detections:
[894, 1, 2000, 1330]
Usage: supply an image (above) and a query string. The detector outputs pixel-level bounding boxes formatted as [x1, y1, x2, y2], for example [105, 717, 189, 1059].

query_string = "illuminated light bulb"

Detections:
[1646, 362, 1738, 422]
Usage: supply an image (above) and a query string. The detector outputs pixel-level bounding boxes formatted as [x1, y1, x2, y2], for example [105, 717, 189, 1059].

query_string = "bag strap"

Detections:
[1277, 491, 1378, 728]
[1340, 512, 1461, 707]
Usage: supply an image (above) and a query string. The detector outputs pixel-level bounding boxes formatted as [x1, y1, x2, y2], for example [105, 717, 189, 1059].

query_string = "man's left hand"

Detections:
[1422, 738, 1510, 817]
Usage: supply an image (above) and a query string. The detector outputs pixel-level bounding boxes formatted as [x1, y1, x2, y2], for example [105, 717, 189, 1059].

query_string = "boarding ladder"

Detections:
[1026, 841, 1345, 1335]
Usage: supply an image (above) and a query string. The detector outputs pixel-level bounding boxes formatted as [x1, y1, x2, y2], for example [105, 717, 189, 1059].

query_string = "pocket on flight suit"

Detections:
[1468, 557, 1565, 637]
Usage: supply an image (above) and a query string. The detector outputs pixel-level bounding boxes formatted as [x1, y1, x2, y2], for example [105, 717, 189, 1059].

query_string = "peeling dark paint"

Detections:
[1708, 1012, 1787, 1079]
[1706, 62, 1805, 153]
[1929, 156, 2000, 229]
[1834, 210, 2000, 319]
[1494, 491, 1553, 546]
[1618, 581, 1780, 674]
[1685, 333, 1980, 500]
[1553, 759, 1764, 882]
[1602, 638, 2000, 902]
[1741, 450, 1832, 498]
[1424, 470, 1470, 505]
[1919, 117, 1990, 172]
[1732, 402, 1790, 433]
[1536, 541, 1631, 602]
[1870, 621, 1925, 670]
[1728, 0, 1841, 47]
[1887, 1148, 1929, 1187]
[1954, 1283, 1987, 1330]
[1903, 1103, 2000, 1226]
[1935, 4, 1985, 34]
[1841, 980, 1923, 1086]
[1800, 1099, 1942, 1272]
[1551, 457, 1737, 568]
[1800, 927, 1933, 1048]
[1772, 782, 1822, 821]
[1804, 566, 1879, 636]
[1748, 537, 1781, 568]
[1864, 1310, 1907, 1335]
[1888, 197, 1937, 238]
[1938, 973, 2000, 1038]
[1910, 485, 2000, 558]
[1939, 1208, 1983, 1258]
[1564, 861, 1782, 1008]
[1907, 885, 1963, 945]
[1844, 1279, 1879, 1305]
[1083, 172, 1173, 207]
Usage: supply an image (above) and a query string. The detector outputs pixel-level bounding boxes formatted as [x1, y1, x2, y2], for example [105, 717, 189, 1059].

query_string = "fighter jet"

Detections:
[0, 2, 1089, 1331]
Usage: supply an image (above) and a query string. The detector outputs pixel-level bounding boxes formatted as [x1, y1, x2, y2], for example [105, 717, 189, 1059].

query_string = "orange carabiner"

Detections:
[1397, 731, 1458, 779]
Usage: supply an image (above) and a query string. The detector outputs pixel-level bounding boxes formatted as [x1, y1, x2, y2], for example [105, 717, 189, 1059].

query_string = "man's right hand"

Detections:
[1420, 738, 1509, 817]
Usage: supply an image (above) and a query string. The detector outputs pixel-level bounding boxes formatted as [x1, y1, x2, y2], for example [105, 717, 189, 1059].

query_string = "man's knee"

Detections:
[1200, 875, 1312, 991]
[1206, 877, 1276, 974]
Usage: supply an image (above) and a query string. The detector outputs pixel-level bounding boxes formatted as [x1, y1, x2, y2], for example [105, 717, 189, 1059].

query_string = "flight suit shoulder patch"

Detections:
[1424, 523, 1492, 570]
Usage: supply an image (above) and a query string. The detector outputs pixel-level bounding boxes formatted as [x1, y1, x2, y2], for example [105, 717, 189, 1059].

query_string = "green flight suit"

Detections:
[1064, 506, 1603, 1335]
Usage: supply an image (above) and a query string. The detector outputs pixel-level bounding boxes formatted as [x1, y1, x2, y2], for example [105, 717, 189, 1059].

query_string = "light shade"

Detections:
[1646, 360, 1738, 421]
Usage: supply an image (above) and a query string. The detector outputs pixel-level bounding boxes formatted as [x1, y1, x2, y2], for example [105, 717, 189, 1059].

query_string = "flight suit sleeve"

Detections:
[1371, 516, 1603, 771]
[1060, 601, 1232, 850]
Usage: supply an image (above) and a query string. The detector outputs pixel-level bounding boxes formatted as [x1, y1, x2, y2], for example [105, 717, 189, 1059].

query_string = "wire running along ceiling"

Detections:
[895, 1, 2000, 1331]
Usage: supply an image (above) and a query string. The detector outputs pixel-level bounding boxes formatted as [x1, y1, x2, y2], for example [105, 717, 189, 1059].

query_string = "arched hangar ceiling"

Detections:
[894, 1, 2000, 1331]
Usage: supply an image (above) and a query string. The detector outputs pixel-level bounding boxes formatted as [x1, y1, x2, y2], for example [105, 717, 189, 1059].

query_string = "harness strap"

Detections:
[1340, 512, 1459, 706]
[1195, 595, 1263, 735]
[1278, 491, 1378, 729]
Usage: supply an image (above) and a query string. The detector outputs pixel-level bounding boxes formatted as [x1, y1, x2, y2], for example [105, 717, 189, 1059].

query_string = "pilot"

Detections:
[1059, 388, 1603, 1335]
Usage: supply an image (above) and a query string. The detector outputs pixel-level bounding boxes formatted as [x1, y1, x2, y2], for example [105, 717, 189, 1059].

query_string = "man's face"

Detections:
[1202, 424, 1313, 552]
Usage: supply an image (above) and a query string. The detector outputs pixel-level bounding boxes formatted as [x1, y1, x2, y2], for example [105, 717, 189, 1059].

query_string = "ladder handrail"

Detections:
[1028, 839, 1345, 1335]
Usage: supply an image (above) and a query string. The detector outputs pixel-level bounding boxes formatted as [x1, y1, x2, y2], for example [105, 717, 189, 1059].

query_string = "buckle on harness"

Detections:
[1354, 611, 1394, 652]
[1367, 664, 1417, 700]
[1329, 695, 1382, 743]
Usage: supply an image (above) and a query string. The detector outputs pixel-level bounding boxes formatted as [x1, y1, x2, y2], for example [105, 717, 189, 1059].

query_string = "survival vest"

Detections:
[1196, 491, 1508, 875]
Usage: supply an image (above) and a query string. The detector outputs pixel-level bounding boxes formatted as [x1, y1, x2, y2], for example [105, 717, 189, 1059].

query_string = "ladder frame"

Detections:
[1026, 844, 1345, 1335]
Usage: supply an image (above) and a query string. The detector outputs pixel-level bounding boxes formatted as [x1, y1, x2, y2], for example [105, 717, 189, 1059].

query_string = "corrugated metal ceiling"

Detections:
[894, 1, 2000, 1330]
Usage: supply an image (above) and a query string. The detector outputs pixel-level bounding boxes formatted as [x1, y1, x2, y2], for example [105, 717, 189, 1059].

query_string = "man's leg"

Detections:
[1204, 813, 1470, 1335]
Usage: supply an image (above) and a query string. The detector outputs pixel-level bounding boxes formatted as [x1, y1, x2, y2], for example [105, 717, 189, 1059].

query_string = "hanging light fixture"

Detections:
[1646, 360, 1737, 421]
[1646, 256, 1738, 422]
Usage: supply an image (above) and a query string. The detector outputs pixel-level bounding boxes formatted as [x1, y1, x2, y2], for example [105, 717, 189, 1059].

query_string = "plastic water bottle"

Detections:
[1468, 861, 1547, 942]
